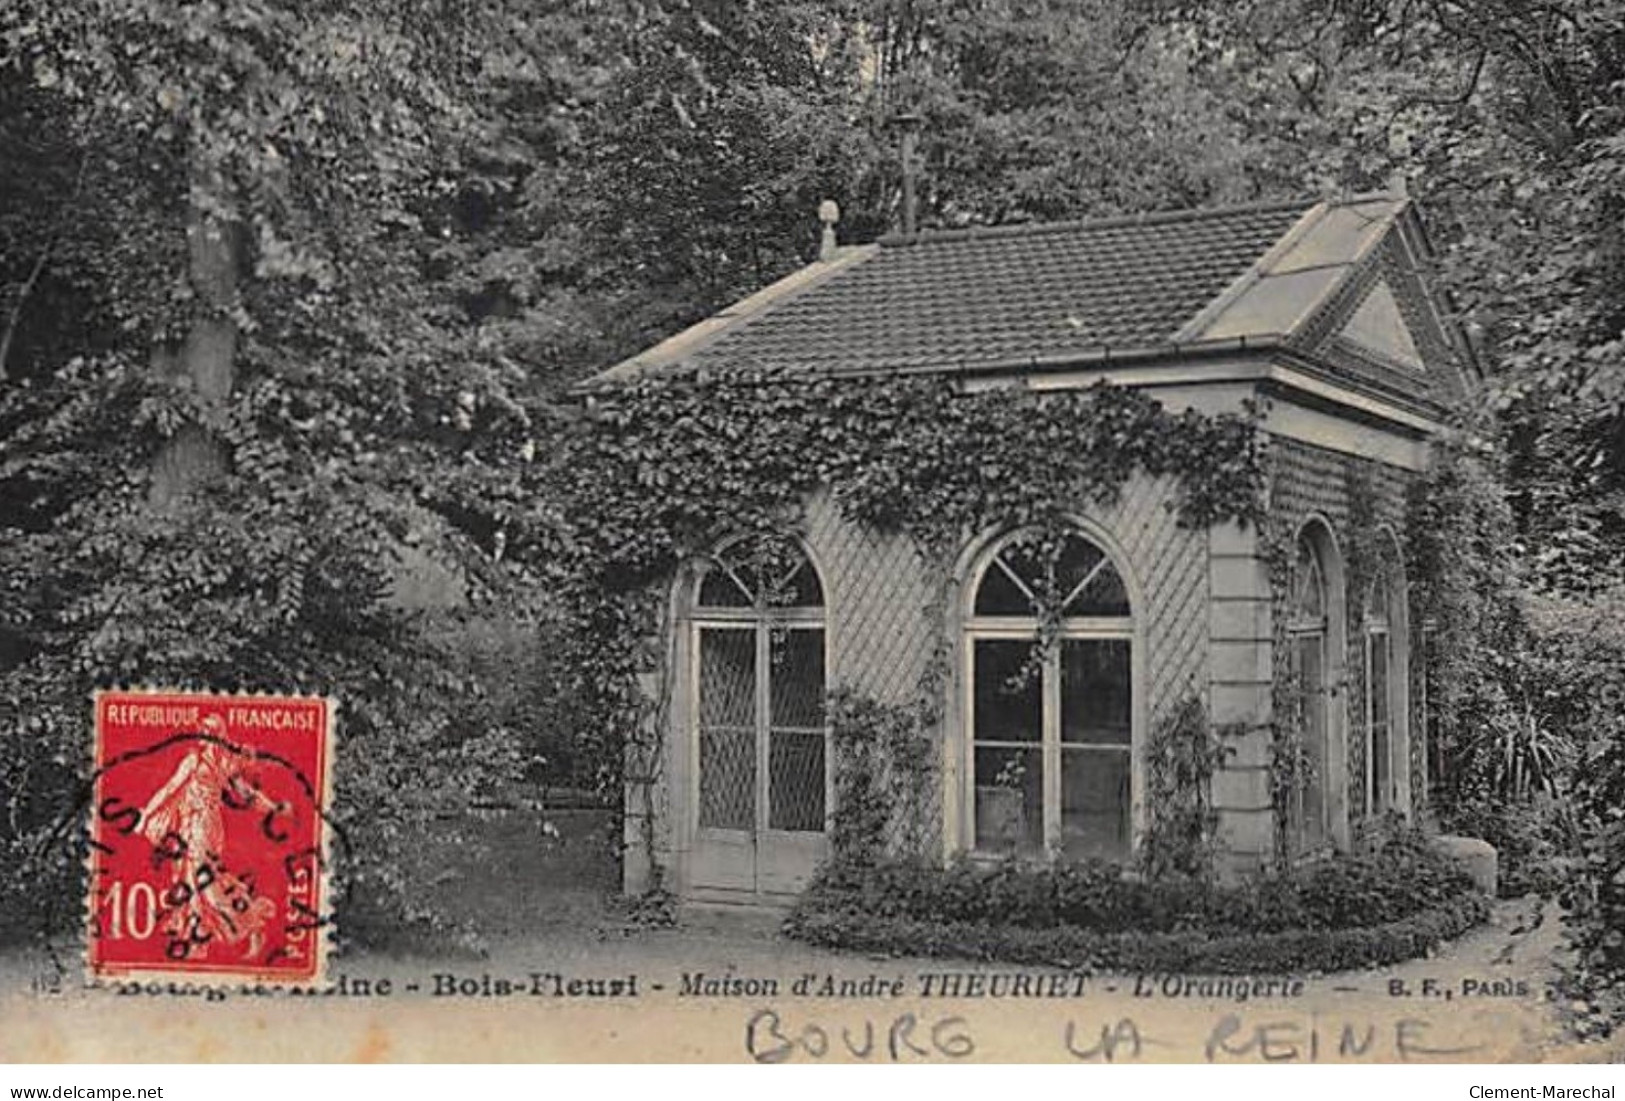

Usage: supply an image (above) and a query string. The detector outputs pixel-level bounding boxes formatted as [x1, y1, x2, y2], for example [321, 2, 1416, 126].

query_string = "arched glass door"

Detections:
[688, 544, 827, 897]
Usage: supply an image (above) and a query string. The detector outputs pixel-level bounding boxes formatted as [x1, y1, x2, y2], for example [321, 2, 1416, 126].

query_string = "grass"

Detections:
[408, 804, 620, 938]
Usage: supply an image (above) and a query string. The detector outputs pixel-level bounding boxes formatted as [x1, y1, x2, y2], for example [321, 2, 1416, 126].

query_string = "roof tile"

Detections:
[681, 200, 1314, 377]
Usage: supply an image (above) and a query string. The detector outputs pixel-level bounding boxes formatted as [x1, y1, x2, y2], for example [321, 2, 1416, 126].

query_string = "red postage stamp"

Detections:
[86, 690, 335, 984]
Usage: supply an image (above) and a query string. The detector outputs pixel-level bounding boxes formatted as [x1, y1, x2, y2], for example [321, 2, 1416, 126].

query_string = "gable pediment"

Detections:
[1334, 278, 1426, 373]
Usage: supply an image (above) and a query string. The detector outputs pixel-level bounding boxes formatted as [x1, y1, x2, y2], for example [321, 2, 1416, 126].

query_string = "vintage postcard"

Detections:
[4, 0, 1625, 1074]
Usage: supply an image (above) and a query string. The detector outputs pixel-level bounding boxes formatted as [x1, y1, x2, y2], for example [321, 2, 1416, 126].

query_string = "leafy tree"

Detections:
[566, 0, 1290, 362]
[0, 0, 552, 944]
[1188, 0, 1625, 592]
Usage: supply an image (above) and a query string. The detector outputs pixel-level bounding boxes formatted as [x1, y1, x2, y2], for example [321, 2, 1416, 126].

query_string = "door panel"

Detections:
[1059, 748, 1131, 860]
[690, 624, 827, 899]
[693, 627, 757, 893]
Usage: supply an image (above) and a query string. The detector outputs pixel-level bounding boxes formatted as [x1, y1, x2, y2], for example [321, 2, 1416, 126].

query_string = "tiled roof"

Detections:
[601, 198, 1338, 382]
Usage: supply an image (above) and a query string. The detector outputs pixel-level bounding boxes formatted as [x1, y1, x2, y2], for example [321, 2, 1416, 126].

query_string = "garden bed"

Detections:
[783, 834, 1490, 974]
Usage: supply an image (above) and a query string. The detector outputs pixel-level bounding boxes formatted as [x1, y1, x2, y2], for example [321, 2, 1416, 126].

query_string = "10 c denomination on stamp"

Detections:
[86, 690, 335, 985]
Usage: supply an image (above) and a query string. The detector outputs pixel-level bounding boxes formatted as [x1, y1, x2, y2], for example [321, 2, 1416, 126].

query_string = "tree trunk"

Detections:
[149, 157, 239, 509]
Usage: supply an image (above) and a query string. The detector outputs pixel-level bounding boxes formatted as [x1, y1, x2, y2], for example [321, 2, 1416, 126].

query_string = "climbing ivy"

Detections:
[1404, 433, 1528, 803]
[554, 369, 1269, 877]
[1343, 460, 1388, 619]
[826, 690, 936, 866]
[1260, 515, 1303, 867]
[1139, 692, 1237, 880]
[564, 370, 1267, 579]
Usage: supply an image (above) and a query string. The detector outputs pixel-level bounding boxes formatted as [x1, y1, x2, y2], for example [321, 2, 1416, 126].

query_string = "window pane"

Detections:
[699, 728, 754, 830]
[698, 628, 755, 830]
[974, 558, 1033, 615]
[780, 559, 824, 607]
[768, 627, 826, 832]
[770, 629, 824, 728]
[698, 565, 753, 608]
[999, 539, 1048, 594]
[1061, 639, 1131, 745]
[1292, 539, 1324, 621]
[1368, 573, 1390, 622]
[973, 746, 1043, 854]
[1370, 634, 1390, 811]
[769, 730, 825, 832]
[1060, 748, 1131, 861]
[1066, 560, 1131, 617]
[972, 638, 1041, 743]
[698, 628, 754, 726]
[1369, 632, 1389, 728]
[1054, 533, 1103, 587]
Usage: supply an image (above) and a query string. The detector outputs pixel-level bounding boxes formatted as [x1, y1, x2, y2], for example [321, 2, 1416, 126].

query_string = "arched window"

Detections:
[691, 543, 826, 836]
[965, 529, 1133, 860]
[1363, 547, 1408, 818]
[1287, 526, 1333, 852]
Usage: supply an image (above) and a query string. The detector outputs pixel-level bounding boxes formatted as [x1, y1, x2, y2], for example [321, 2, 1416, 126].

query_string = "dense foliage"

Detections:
[0, 1, 552, 946]
[1523, 591, 1625, 1033]
[1408, 440, 1625, 1030]
[563, 370, 1266, 573]
[1140, 695, 1235, 880]
[827, 689, 936, 867]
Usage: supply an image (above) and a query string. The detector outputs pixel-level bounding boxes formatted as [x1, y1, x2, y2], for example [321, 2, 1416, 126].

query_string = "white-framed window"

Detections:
[1363, 571, 1394, 816]
[1287, 529, 1332, 852]
[964, 529, 1133, 861]
[690, 544, 827, 835]
[1362, 545, 1409, 819]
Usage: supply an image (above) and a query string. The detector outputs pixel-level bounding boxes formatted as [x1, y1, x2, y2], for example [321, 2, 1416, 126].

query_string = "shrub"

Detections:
[0, 590, 527, 953]
[425, 607, 590, 799]
[1533, 589, 1625, 1035]
[786, 894, 1489, 975]
[1437, 793, 1571, 898]
[785, 831, 1485, 973]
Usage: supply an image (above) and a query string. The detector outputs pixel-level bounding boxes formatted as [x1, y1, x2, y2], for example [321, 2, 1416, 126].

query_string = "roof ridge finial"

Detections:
[818, 199, 840, 261]
[1387, 167, 1410, 199]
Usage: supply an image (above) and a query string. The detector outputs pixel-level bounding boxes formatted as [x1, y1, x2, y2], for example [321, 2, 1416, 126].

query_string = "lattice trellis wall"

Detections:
[806, 494, 936, 709]
[805, 493, 940, 856]
[802, 471, 1210, 859]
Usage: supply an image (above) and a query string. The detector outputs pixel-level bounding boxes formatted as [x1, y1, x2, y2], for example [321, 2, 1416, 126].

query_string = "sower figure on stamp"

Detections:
[140, 715, 278, 960]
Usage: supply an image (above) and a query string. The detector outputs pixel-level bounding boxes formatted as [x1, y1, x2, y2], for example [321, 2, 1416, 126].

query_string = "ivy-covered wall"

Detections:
[564, 368, 1447, 898]
[569, 374, 1271, 898]
[1263, 434, 1422, 848]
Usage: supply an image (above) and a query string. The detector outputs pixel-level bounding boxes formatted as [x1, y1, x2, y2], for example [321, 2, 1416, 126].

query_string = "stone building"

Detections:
[593, 190, 1477, 905]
